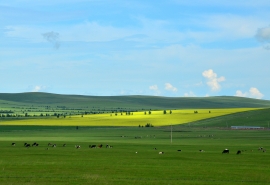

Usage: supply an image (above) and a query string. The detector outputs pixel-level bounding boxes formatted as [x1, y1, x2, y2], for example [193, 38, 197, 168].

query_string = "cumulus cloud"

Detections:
[149, 85, 160, 96]
[255, 26, 270, 50]
[184, 91, 196, 97]
[32, 85, 46, 92]
[165, 83, 178, 92]
[202, 69, 225, 91]
[235, 87, 264, 99]
[42, 31, 60, 49]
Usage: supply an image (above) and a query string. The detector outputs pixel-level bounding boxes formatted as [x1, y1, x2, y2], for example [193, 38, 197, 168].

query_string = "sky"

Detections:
[1, 0, 270, 99]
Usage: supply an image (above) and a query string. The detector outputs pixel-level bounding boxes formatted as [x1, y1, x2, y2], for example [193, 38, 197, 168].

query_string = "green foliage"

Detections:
[145, 123, 154, 127]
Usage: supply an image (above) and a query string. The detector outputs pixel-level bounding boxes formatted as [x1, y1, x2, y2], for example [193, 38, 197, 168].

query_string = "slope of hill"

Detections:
[185, 108, 270, 128]
[0, 92, 270, 109]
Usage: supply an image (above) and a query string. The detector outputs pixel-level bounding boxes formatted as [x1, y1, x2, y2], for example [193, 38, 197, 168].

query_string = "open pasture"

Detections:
[0, 108, 261, 126]
[0, 126, 270, 185]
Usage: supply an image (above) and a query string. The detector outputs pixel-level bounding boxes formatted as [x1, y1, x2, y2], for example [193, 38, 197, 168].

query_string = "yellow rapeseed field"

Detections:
[2, 108, 262, 126]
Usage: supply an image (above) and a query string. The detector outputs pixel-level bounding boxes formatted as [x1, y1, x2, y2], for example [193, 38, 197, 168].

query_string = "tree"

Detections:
[145, 123, 154, 127]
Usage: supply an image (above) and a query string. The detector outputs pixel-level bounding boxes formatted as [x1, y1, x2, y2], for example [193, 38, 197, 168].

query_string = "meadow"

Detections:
[1, 93, 270, 184]
[0, 126, 270, 185]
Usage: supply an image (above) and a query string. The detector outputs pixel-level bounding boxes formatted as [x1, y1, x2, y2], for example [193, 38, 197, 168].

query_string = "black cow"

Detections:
[177, 150, 182, 152]
[63, 144, 66, 147]
[222, 149, 229, 154]
[25, 143, 30, 147]
[32, 142, 38, 147]
[11, 143, 16, 146]
[237, 150, 241, 155]
[90, 145, 96, 148]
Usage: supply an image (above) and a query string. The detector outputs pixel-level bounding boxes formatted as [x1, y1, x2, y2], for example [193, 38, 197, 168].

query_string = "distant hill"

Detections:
[0, 92, 270, 109]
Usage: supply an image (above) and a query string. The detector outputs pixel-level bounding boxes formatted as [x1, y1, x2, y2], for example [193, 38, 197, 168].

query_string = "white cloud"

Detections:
[184, 91, 196, 97]
[249, 87, 264, 99]
[165, 83, 178, 92]
[149, 85, 160, 96]
[235, 90, 247, 97]
[149, 85, 158, 91]
[202, 69, 225, 91]
[235, 87, 264, 99]
[32, 85, 46, 92]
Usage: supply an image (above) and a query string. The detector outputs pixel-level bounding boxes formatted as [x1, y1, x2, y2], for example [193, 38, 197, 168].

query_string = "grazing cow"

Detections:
[159, 152, 164, 154]
[222, 149, 229, 154]
[177, 150, 182, 152]
[98, 144, 103, 148]
[199, 150, 204, 152]
[24, 143, 28, 146]
[25, 143, 30, 147]
[11, 143, 16, 146]
[154, 148, 157, 150]
[32, 142, 38, 147]
[90, 145, 96, 148]
[237, 150, 241, 155]
[106, 144, 113, 148]
[63, 144, 66, 147]
[52, 144, 56, 147]
[48, 143, 52, 146]
[75, 145, 80, 149]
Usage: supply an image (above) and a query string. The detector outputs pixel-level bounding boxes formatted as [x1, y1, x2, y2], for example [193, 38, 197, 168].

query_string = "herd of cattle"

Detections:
[11, 142, 113, 150]
[11, 142, 266, 154]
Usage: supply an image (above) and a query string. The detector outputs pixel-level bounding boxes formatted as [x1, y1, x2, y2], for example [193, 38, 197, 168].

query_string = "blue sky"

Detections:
[1, 0, 270, 99]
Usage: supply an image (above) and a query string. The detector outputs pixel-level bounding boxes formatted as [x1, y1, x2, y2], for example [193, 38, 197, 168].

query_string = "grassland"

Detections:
[1, 93, 270, 184]
[0, 126, 270, 185]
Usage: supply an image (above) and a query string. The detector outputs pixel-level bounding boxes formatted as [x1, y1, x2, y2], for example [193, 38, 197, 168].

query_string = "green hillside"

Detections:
[0, 92, 270, 110]
[186, 108, 270, 128]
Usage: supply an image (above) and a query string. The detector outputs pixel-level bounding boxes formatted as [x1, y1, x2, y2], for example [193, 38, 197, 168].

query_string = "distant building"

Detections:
[231, 126, 264, 130]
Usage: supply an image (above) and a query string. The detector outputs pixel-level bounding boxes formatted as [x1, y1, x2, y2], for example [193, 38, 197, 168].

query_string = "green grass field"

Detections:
[1, 93, 270, 184]
[0, 126, 270, 185]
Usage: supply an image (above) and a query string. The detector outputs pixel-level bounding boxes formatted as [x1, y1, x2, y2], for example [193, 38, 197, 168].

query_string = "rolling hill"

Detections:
[0, 92, 270, 110]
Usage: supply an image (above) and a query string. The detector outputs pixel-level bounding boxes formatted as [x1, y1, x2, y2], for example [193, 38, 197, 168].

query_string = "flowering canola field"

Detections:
[2, 108, 261, 126]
